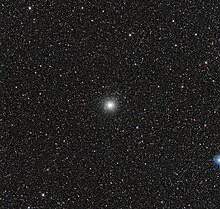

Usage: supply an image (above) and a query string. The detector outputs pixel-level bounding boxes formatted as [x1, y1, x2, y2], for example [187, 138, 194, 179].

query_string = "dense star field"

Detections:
[1, 1, 220, 208]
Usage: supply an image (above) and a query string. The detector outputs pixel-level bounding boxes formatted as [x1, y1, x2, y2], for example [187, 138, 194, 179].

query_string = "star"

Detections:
[213, 154, 220, 167]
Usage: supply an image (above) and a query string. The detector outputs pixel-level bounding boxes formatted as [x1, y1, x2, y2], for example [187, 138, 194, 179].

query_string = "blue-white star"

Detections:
[213, 154, 220, 167]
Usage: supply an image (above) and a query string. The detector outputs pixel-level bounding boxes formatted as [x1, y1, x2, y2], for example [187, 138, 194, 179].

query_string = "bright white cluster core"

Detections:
[106, 101, 115, 109]
[103, 100, 117, 112]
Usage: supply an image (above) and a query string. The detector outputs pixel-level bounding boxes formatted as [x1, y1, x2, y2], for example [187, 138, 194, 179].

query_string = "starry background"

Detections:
[1, 0, 220, 208]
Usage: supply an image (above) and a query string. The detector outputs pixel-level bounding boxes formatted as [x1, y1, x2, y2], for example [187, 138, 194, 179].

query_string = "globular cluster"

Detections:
[101, 97, 119, 114]
[1, 1, 220, 208]
[104, 100, 117, 111]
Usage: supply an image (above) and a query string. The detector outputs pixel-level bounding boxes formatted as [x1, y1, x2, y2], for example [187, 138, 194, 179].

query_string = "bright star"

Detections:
[213, 154, 220, 167]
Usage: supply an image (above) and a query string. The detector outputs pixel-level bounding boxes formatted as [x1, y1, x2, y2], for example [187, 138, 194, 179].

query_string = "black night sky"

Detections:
[1, 1, 220, 208]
